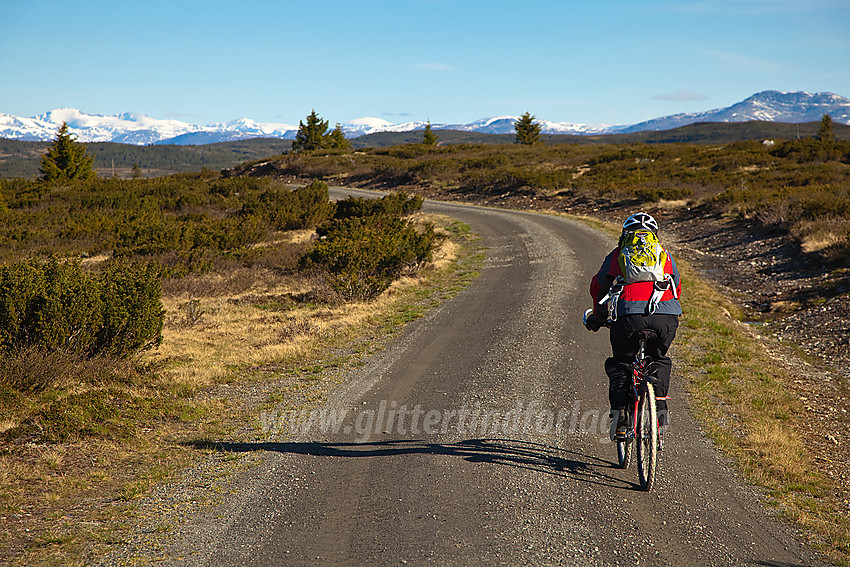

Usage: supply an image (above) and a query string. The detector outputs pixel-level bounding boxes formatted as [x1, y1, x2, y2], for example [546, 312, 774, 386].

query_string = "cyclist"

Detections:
[584, 212, 682, 442]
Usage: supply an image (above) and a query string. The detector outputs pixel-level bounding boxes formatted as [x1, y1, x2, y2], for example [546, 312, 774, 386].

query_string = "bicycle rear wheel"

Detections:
[636, 383, 658, 491]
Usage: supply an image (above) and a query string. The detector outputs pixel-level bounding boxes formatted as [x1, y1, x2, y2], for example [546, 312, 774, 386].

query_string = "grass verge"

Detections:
[0, 214, 483, 566]
[676, 259, 850, 566]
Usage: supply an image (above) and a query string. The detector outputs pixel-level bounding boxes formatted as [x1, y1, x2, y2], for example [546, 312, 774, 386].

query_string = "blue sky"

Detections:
[1, 0, 848, 127]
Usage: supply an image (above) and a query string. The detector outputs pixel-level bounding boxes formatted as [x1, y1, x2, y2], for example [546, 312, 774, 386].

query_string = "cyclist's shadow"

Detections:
[187, 438, 634, 490]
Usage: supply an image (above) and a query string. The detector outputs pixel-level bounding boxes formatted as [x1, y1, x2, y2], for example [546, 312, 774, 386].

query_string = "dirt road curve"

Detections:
[127, 190, 827, 566]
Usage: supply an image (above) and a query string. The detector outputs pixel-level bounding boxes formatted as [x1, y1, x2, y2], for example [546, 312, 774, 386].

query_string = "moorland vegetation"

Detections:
[233, 115, 850, 265]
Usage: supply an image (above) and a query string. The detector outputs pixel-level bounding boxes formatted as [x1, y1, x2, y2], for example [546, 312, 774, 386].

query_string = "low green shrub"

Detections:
[239, 179, 335, 230]
[305, 215, 437, 300]
[0, 258, 163, 358]
[770, 139, 850, 163]
[97, 261, 164, 356]
[333, 192, 423, 220]
[459, 166, 574, 195]
[113, 212, 268, 258]
[0, 259, 102, 354]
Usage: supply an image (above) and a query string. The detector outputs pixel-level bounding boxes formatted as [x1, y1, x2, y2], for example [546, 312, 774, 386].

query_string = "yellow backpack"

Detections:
[618, 230, 667, 283]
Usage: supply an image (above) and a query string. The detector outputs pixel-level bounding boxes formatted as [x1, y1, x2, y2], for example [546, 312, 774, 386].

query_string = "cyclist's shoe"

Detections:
[657, 416, 667, 450]
[607, 410, 617, 441]
[608, 409, 627, 441]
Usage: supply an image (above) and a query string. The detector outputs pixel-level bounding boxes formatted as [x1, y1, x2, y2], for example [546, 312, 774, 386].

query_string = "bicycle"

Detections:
[583, 309, 659, 491]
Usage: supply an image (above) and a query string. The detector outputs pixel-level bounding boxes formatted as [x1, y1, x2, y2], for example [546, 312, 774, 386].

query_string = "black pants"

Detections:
[605, 313, 678, 425]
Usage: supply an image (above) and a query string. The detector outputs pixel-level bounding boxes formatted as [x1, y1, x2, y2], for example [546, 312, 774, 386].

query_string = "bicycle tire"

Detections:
[636, 383, 658, 491]
[616, 436, 632, 469]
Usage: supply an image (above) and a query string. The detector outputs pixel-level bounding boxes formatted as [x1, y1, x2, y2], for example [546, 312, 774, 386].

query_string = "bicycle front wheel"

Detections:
[616, 436, 632, 469]
[636, 383, 658, 491]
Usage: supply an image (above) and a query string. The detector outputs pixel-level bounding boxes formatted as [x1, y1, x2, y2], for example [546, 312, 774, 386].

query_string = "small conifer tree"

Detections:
[817, 113, 835, 143]
[326, 123, 352, 151]
[422, 120, 438, 146]
[39, 122, 96, 181]
[131, 162, 142, 179]
[291, 110, 330, 152]
[514, 112, 542, 145]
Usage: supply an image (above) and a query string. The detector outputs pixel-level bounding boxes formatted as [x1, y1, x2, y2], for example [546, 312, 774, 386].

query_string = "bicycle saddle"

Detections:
[632, 329, 658, 341]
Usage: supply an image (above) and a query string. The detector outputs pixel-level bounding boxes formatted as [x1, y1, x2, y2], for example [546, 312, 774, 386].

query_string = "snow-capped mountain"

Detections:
[615, 91, 850, 133]
[1, 91, 848, 145]
[0, 108, 299, 145]
[443, 116, 610, 135]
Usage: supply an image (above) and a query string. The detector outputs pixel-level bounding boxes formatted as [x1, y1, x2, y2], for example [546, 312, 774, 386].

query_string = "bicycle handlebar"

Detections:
[583, 308, 611, 329]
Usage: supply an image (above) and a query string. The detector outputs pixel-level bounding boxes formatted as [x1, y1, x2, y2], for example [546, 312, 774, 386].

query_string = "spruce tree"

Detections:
[422, 120, 438, 146]
[514, 112, 542, 145]
[326, 123, 352, 151]
[817, 113, 835, 143]
[39, 122, 96, 181]
[291, 110, 329, 152]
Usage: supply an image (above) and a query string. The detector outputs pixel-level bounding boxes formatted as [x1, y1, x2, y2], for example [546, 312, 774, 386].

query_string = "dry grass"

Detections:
[673, 256, 849, 565]
[149, 213, 461, 389]
[800, 231, 849, 255]
[656, 198, 690, 210]
[249, 228, 314, 249]
[794, 217, 850, 256]
[79, 253, 110, 268]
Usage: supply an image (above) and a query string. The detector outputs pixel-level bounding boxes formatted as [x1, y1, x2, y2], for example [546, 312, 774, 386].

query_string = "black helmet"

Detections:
[622, 212, 658, 234]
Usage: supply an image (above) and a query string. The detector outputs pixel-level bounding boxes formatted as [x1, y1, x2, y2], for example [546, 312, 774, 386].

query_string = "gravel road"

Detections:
[110, 191, 827, 566]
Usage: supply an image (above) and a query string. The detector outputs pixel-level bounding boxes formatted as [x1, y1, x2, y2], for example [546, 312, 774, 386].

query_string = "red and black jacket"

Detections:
[590, 246, 682, 319]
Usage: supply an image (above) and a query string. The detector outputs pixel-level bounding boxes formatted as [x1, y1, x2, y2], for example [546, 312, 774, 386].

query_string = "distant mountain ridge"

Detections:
[1, 91, 848, 145]
[617, 91, 850, 134]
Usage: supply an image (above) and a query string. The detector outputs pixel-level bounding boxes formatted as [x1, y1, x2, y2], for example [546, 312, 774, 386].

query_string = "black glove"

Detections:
[584, 313, 605, 332]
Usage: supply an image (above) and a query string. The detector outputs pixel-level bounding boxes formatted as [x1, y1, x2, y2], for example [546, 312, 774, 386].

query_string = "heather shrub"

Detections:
[25, 388, 135, 442]
[368, 157, 416, 186]
[634, 185, 693, 202]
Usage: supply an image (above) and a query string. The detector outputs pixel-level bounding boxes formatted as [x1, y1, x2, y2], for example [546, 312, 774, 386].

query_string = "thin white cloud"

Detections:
[652, 89, 709, 101]
[702, 49, 787, 73]
[412, 63, 456, 72]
